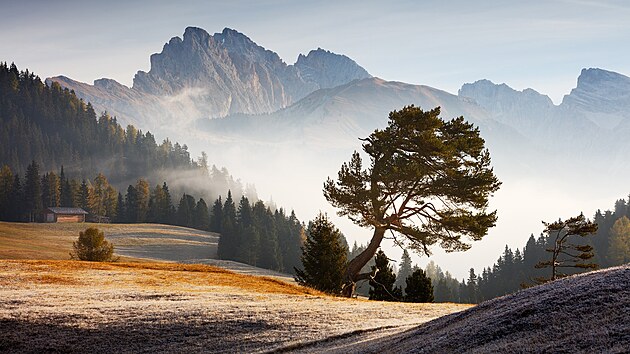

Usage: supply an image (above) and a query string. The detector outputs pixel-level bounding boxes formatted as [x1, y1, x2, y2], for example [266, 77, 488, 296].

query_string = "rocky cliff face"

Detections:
[48, 26, 370, 137]
[458, 79, 558, 138]
[561, 68, 630, 113]
[295, 48, 371, 90]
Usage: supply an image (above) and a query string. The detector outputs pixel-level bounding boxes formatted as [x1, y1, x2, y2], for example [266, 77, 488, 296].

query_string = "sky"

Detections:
[2, 0, 630, 278]
[2, 0, 630, 103]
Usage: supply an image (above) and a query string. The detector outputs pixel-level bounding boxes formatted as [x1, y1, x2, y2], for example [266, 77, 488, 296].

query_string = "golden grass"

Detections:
[0, 259, 325, 296]
[0, 221, 215, 261]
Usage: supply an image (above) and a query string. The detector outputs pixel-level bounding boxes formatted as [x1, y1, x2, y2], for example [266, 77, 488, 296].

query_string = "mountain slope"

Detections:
[198, 77, 534, 169]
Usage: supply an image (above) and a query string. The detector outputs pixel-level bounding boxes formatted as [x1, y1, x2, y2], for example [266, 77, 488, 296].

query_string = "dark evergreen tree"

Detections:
[0, 165, 13, 220]
[176, 194, 196, 228]
[59, 166, 73, 207]
[236, 196, 255, 264]
[8, 175, 23, 221]
[369, 250, 402, 301]
[217, 191, 237, 260]
[404, 268, 434, 303]
[210, 196, 223, 233]
[79, 179, 90, 212]
[294, 213, 348, 294]
[395, 249, 413, 292]
[193, 198, 210, 230]
[466, 268, 479, 303]
[254, 201, 282, 271]
[115, 192, 125, 223]
[124, 185, 137, 223]
[24, 160, 42, 221]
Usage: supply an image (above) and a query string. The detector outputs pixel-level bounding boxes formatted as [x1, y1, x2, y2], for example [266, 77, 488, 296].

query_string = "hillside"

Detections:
[0, 221, 296, 281]
[0, 260, 469, 353]
[0, 221, 216, 261]
[333, 265, 630, 353]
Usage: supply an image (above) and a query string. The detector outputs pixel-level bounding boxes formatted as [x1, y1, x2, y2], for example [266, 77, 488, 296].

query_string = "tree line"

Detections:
[0, 160, 306, 274]
[213, 192, 305, 274]
[424, 195, 630, 304]
[0, 62, 249, 202]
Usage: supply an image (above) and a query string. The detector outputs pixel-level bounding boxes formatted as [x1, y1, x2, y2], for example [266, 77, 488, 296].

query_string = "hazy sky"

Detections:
[2, 0, 629, 103]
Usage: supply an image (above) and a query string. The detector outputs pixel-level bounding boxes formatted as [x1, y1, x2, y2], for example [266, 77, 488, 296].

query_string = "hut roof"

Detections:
[45, 207, 88, 215]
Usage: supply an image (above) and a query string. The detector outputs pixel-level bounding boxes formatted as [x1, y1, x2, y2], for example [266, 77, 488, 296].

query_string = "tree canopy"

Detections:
[324, 105, 501, 297]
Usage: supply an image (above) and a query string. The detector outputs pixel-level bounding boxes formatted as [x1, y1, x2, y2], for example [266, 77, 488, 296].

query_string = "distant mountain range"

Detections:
[46, 26, 630, 194]
[47, 27, 370, 135]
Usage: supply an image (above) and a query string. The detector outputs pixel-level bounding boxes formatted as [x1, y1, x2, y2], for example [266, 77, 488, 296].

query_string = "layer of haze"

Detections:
[2, 0, 630, 278]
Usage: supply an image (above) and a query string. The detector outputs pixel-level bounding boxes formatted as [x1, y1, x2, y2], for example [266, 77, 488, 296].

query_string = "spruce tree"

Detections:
[369, 250, 402, 301]
[294, 213, 347, 294]
[236, 196, 255, 263]
[395, 249, 413, 291]
[8, 175, 23, 221]
[24, 160, 42, 222]
[466, 268, 479, 303]
[0, 165, 13, 220]
[176, 194, 196, 228]
[194, 198, 210, 230]
[79, 179, 91, 212]
[404, 268, 434, 303]
[124, 185, 137, 223]
[217, 191, 237, 260]
[254, 201, 281, 270]
[210, 196, 223, 233]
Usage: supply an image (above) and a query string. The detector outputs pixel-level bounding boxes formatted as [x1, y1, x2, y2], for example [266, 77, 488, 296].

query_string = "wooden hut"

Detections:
[43, 207, 88, 223]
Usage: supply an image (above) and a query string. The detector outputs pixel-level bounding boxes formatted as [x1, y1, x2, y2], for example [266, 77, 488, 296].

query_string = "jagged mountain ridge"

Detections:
[197, 67, 630, 177]
[47, 26, 370, 137]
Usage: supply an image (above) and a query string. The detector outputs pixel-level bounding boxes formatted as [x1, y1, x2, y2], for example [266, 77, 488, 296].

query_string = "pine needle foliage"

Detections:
[535, 213, 598, 282]
[404, 268, 434, 303]
[70, 227, 115, 262]
[294, 213, 347, 294]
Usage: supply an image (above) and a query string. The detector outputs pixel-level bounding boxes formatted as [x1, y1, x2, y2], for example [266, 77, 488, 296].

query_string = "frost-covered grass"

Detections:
[343, 265, 630, 354]
[0, 260, 469, 353]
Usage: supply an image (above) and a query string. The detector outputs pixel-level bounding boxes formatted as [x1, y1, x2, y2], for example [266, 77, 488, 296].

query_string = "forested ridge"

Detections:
[0, 62, 304, 274]
[0, 62, 250, 198]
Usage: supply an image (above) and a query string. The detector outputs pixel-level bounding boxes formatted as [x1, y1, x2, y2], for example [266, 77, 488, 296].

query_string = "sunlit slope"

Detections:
[0, 222, 217, 261]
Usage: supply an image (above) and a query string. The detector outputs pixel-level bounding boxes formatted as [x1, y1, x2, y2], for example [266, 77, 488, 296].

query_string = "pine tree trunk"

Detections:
[341, 227, 386, 297]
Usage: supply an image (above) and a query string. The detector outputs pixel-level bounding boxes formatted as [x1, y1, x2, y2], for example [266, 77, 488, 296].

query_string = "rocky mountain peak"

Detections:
[295, 48, 371, 89]
[561, 68, 630, 112]
[459, 79, 553, 112]
[48, 26, 372, 127]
